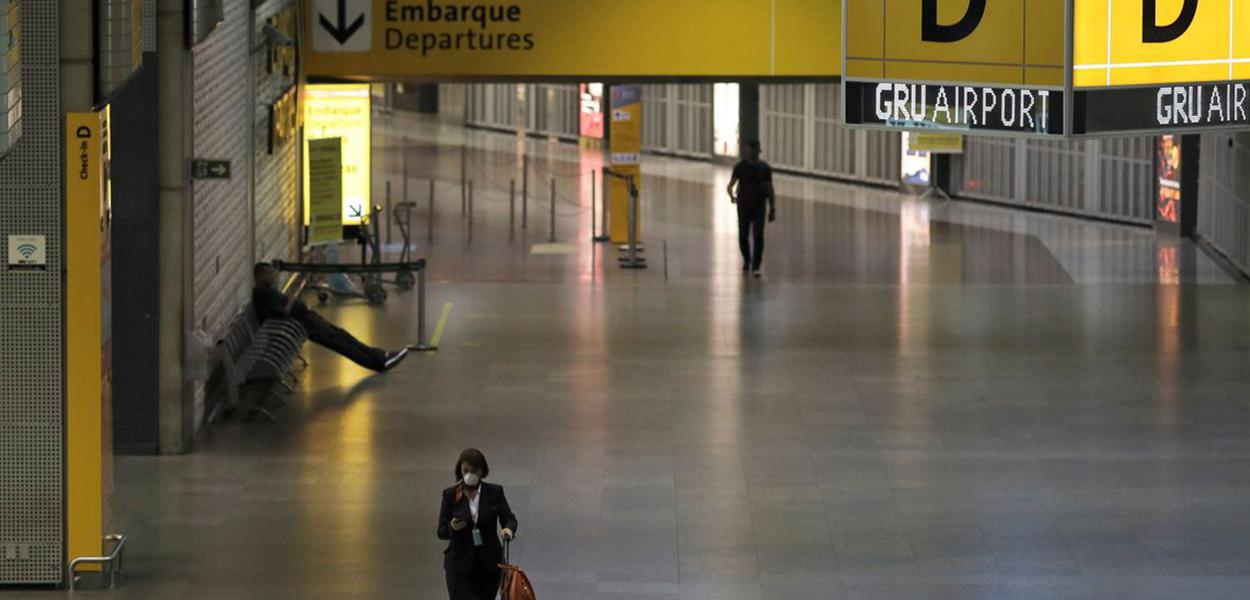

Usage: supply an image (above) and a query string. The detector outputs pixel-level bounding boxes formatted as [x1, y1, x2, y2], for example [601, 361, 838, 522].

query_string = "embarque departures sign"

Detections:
[843, 0, 1250, 138]
[304, 0, 841, 79]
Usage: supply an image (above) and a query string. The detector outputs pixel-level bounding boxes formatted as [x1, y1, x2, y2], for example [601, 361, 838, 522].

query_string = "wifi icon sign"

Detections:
[8, 235, 45, 267]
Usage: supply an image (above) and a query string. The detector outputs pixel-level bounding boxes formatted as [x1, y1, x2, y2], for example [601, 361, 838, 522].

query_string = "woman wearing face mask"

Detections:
[438, 448, 518, 600]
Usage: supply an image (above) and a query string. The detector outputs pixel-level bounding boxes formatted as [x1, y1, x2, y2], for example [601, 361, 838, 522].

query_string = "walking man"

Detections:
[727, 140, 776, 277]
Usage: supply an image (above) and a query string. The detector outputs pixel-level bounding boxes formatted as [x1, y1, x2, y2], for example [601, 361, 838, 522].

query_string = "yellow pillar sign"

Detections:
[65, 109, 113, 571]
[307, 138, 345, 245]
[303, 84, 371, 225]
[608, 86, 642, 244]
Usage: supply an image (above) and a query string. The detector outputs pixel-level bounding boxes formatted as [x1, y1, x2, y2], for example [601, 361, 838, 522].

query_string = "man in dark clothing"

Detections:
[252, 263, 409, 372]
[727, 140, 776, 277]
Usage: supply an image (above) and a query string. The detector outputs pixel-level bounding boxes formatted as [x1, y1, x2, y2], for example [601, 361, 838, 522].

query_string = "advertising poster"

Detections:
[579, 83, 604, 139]
[900, 132, 931, 187]
[1156, 135, 1181, 224]
[308, 137, 346, 245]
[609, 85, 642, 243]
[303, 84, 371, 225]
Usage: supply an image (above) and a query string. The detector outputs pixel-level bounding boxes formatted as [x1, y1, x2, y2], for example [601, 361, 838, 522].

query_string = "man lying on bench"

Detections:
[253, 263, 410, 372]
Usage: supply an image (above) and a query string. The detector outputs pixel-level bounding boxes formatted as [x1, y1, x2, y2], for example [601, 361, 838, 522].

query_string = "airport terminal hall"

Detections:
[7, 1, 1250, 599]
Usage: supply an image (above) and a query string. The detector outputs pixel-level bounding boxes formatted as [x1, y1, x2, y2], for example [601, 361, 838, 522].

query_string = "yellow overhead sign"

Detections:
[845, 0, 1063, 87]
[303, 84, 371, 226]
[1074, 0, 1250, 88]
[843, 0, 1250, 136]
[304, 0, 841, 79]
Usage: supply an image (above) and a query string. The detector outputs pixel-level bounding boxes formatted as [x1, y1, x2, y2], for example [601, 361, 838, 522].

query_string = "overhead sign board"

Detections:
[1072, 0, 1250, 134]
[302, 83, 371, 225]
[303, 0, 841, 79]
[843, 0, 1250, 137]
[844, 0, 1065, 136]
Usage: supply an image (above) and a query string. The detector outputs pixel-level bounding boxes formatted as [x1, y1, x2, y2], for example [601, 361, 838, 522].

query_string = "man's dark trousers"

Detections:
[738, 202, 767, 271]
[302, 312, 387, 371]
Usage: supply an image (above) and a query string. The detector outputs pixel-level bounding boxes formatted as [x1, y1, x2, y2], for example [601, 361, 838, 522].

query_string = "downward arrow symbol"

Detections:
[319, 0, 365, 45]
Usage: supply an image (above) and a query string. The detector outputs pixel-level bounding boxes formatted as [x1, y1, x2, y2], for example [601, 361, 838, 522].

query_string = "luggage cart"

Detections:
[307, 203, 419, 305]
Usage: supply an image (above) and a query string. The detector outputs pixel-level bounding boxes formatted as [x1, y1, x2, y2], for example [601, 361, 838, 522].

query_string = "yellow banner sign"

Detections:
[303, 84, 371, 225]
[911, 133, 963, 153]
[845, 0, 1063, 87]
[1074, 0, 1250, 88]
[609, 85, 642, 244]
[304, 0, 840, 79]
[307, 138, 345, 245]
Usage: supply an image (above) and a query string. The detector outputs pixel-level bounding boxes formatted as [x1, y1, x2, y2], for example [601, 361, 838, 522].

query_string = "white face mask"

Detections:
[463, 473, 480, 487]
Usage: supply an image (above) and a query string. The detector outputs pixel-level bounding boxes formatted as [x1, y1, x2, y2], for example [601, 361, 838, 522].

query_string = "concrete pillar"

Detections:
[738, 83, 760, 150]
[1180, 135, 1201, 239]
[157, 0, 194, 453]
[59, 0, 94, 111]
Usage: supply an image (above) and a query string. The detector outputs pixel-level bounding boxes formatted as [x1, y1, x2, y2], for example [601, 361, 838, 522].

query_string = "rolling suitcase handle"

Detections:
[505, 538, 510, 564]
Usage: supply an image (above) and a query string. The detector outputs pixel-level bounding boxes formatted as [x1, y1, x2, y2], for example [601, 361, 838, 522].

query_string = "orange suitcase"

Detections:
[498, 540, 536, 600]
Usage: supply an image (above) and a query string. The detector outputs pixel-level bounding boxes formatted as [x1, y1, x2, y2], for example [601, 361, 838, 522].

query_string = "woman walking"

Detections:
[438, 448, 518, 600]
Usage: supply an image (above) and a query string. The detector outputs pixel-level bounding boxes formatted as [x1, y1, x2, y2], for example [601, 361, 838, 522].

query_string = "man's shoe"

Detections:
[383, 348, 410, 371]
[751, 270, 762, 278]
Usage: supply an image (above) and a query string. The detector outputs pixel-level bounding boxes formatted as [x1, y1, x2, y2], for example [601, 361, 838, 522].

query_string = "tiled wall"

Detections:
[0, 0, 62, 584]
[252, 0, 298, 266]
[190, 0, 253, 426]
[1198, 133, 1250, 273]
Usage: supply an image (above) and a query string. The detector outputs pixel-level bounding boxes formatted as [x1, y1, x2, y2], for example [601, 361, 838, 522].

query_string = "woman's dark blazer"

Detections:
[437, 482, 519, 574]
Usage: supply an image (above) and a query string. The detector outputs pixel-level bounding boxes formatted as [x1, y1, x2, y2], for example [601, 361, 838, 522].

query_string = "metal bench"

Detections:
[206, 304, 308, 425]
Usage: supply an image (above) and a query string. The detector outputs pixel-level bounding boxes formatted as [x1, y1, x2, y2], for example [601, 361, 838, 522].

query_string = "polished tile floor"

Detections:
[43, 118, 1250, 598]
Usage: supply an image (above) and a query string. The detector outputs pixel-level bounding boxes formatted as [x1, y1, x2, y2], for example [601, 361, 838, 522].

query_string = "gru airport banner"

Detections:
[303, 0, 841, 79]
[1072, 0, 1250, 134]
[843, 0, 1250, 137]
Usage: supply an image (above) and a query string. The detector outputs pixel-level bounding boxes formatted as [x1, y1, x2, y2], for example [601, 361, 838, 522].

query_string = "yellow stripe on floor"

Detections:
[428, 302, 453, 351]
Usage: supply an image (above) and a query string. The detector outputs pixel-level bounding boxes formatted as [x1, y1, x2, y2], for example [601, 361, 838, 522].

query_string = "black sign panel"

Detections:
[845, 81, 1065, 136]
[1075, 81, 1250, 134]
[191, 159, 231, 180]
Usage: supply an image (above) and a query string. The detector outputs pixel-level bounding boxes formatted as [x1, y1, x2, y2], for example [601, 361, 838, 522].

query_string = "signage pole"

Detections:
[522, 155, 529, 229]
[386, 181, 394, 246]
[467, 180, 474, 243]
[402, 136, 410, 242]
[510, 179, 516, 239]
[549, 179, 557, 243]
[460, 145, 467, 217]
[428, 180, 435, 244]
[598, 167, 610, 242]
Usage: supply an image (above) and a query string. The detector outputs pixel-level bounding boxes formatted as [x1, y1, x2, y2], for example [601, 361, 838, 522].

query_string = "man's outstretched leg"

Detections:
[304, 312, 407, 372]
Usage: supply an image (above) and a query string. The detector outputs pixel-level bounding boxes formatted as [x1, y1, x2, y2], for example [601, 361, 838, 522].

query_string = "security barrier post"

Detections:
[522, 155, 529, 229]
[427, 180, 435, 244]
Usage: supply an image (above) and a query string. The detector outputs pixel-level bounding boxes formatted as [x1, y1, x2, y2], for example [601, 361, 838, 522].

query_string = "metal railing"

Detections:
[68, 534, 126, 592]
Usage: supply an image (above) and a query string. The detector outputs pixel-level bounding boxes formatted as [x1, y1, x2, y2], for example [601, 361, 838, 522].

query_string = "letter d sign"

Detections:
[1143, 0, 1198, 43]
[922, 0, 987, 43]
